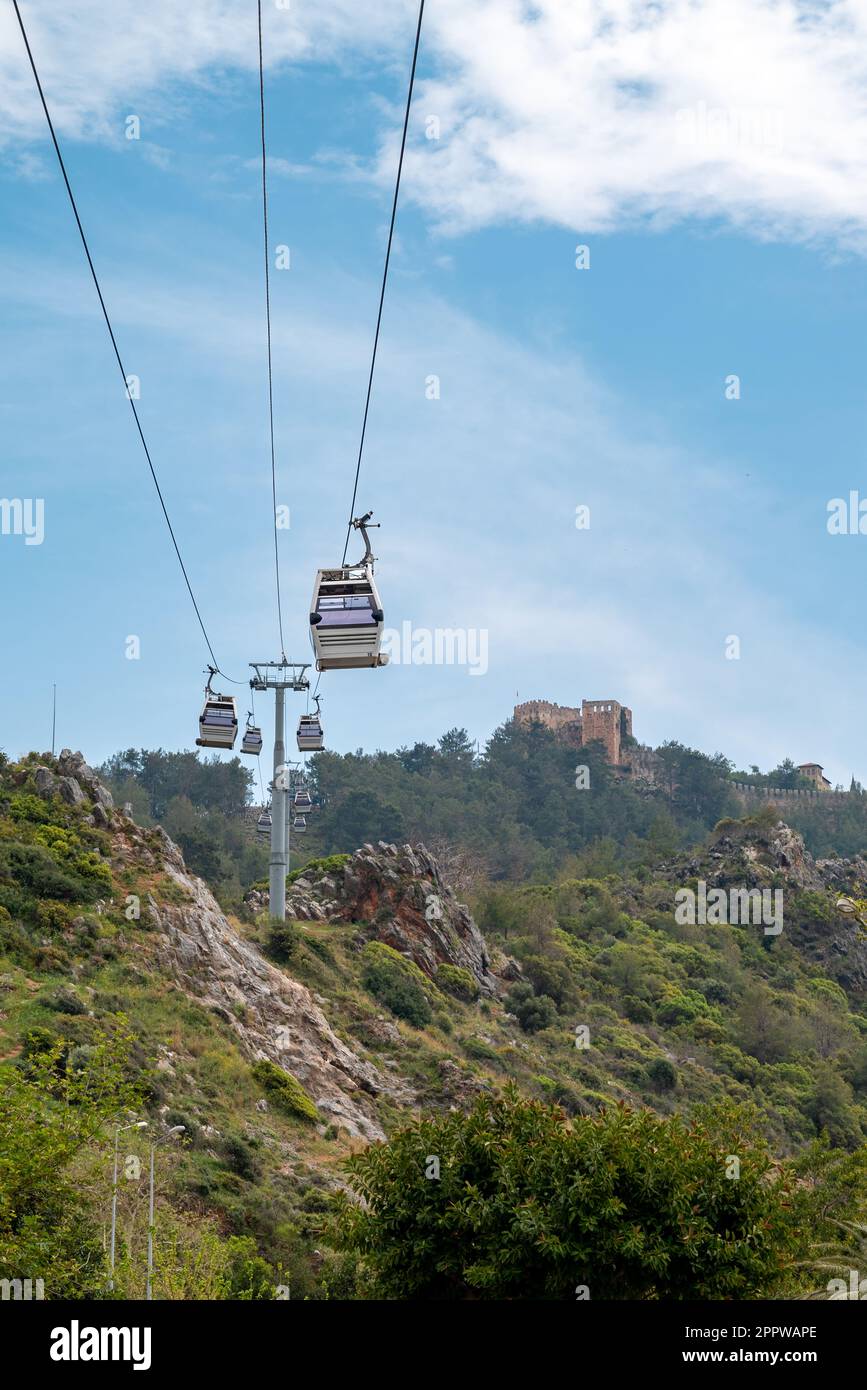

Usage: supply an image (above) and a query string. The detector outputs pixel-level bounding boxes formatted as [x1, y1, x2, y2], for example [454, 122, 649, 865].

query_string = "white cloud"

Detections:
[0, 0, 412, 143]
[399, 0, 867, 247]
[5, 2, 867, 250]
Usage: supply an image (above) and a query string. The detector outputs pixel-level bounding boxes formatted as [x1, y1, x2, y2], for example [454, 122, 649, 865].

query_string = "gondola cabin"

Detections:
[256, 811, 272, 836]
[297, 714, 324, 752]
[197, 693, 238, 749]
[293, 789, 313, 813]
[241, 724, 263, 756]
[292, 815, 307, 832]
[309, 563, 387, 671]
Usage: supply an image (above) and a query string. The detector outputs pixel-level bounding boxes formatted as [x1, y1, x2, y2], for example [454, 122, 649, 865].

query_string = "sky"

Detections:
[2, 0, 867, 786]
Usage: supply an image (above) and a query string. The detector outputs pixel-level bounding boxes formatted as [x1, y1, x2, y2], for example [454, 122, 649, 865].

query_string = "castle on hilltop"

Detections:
[514, 698, 634, 767]
[514, 698, 840, 799]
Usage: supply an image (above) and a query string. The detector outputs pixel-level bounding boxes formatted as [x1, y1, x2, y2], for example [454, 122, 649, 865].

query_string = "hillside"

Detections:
[2, 748, 867, 1299]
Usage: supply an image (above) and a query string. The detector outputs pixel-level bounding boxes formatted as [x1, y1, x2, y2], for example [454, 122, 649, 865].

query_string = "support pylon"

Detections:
[250, 660, 309, 921]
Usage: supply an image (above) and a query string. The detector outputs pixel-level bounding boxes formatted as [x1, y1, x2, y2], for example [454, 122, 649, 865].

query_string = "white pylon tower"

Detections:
[250, 660, 310, 921]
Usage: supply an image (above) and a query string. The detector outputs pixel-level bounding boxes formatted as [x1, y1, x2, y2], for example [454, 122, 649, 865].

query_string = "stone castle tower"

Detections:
[513, 698, 633, 766]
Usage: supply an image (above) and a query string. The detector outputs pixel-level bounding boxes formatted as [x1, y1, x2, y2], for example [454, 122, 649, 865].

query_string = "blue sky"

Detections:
[2, 0, 867, 786]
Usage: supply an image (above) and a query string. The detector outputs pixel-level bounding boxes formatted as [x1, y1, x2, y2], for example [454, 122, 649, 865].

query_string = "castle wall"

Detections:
[581, 700, 632, 766]
[514, 697, 633, 766]
[513, 700, 845, 803]
[731, 782, 848, 806]
[514, 700, 583, 747]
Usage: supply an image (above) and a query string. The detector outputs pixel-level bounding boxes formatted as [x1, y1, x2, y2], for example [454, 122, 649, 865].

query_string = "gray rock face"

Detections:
[248, 842, 498, 993]
[668, 820, 824, 892]
[34, 766, 57, 798]
[115, 823, 412, 1141]
[92, 783, 114, 810]
[58, 749, 98, 787]
[57, 776, 86, 806]
[662, 819, 867, 995]
[36, 751, 113, 818]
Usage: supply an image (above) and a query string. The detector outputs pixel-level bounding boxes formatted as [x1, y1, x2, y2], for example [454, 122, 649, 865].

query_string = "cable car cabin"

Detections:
[256, 811, 272, 836]
[241, 725, 263, 756]
[292, 815, 307, 832]
[197, 695, 238, 750]
[293, 789, 313, 813]
[309, 565, 388, 671]
[297, 714, 324, 752]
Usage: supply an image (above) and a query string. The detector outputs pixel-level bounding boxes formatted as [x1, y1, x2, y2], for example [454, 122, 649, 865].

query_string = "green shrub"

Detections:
[622, 995, 653, 1024]
[220, 1132, 261, 1181]
[46, 987, 86, 1016]
[646, 1057, 678, 1092]
[7, 792, 55, 824]
[463, 1036, 498, 1063]
[435, 964, 479, 1002]
[21, 1026, 57, 1059]
[305, 936, 335, 965]
[66, 1044, 96, 1075]
[34, 900, 74, 934]
[697, 978, 733, 1006]
[692, 1017, 727, 1043]
[0, 842, 100, 905]
[71, 853, 113, 896]
[0, 1024, 141, 1297]
[287, 854, 350, 886]
[265, 920, 300, 963]
[224, 1235, 276, 1300]
[332, 1090, 813, 1300]
[516, 995, 558, 1033]
[520, 953, 576, 1008]
[656, 992, 707, 1028]
[712, 1043, 760, 1084]
[536, 1075, 583, 1115]
[362, 942, 432, 1028]
[505, 982, 558, 1033]
[251, 1059, 318, 1123]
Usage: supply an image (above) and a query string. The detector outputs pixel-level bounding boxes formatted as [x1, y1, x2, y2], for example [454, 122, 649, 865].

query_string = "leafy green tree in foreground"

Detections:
[332, 1090, 815, 1300]
[0, 1023, 141, 1298]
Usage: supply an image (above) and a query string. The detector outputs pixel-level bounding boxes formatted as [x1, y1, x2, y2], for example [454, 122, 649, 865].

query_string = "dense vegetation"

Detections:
[2, 733, 866, 1300]
[101, 724, 747, 890]
[333, 1089, 863, 1300]
[101, 724, 867, 892]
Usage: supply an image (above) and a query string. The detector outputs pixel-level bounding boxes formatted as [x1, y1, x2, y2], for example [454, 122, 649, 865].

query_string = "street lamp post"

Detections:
[146, 1144, 154, 1302]
[146, 1126, 185, 1301]
[109, 1120, 146, 1292]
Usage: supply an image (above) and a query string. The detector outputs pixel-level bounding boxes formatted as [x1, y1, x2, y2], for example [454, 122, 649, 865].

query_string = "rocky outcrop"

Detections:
[661, 818, 867, 994]
[112, 822, 410, 1141]
[34, 766, 57, 797]
[57, 776, 86, 806]
[32, 750, 115, 820]
[57, 750, 112, 803]
[665, 818, 867, 895]
[247, 842, 498, 993]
